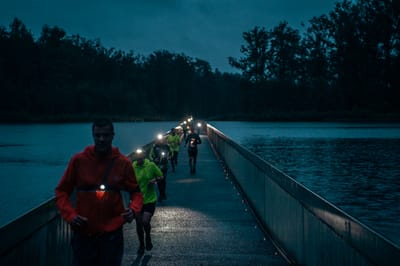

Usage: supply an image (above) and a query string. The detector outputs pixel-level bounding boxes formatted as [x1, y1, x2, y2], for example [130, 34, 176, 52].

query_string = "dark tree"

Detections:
[228, 26, 269, 83]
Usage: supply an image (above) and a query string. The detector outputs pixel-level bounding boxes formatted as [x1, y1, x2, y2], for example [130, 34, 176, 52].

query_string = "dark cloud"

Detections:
[0, 0, 338, 72]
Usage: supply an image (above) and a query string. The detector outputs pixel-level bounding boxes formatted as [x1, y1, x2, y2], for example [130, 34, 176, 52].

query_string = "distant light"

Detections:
[157, 133, 163, 140]
[136, 148, 143, 154]
[197, 122, 202, 128]
[100, 184, 106, 190]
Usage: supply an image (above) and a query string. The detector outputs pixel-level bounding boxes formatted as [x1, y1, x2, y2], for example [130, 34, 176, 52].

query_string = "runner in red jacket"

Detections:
[55, 119, 143, 266]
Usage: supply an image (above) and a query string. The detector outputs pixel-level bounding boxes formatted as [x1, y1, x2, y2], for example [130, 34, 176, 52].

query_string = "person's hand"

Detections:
[148, 178, 157, 187]
[122, 208, 135, 223]
[70, 215, 88, 230]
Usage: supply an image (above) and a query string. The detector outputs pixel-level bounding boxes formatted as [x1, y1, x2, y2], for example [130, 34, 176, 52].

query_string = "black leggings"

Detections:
[135, 203, 156, 245]
[71, 228, 123, 266]
[171, 151, 178, 166]
[188, 148, 198, 169]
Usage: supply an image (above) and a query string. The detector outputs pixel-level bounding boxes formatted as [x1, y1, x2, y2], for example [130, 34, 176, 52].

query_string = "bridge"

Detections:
[1, 124, 399, 265]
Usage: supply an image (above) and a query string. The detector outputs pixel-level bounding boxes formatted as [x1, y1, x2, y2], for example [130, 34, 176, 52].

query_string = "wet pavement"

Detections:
[122, 135, 289, 266]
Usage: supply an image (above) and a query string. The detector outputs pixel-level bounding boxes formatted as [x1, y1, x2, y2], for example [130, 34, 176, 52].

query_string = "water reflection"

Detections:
[241, 136, 400, 244]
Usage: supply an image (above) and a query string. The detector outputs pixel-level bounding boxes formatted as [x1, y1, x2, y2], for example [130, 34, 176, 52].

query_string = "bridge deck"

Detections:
[121, 135, 289, 265]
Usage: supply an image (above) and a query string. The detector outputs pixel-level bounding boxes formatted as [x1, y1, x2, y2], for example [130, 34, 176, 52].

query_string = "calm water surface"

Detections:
[211, 121, 400, 245]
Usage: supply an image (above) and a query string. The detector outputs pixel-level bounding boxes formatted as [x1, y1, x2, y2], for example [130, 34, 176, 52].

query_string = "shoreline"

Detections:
[1, 111, 400, 124]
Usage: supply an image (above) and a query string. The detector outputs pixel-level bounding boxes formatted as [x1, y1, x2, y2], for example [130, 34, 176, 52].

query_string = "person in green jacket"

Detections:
[132, 149, 163, 255]
[167, 128, 181, 172]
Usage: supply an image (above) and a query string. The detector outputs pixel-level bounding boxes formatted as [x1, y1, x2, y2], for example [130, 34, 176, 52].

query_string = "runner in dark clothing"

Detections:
[150, 134, 172, 201]
[184, 128, 201, 174]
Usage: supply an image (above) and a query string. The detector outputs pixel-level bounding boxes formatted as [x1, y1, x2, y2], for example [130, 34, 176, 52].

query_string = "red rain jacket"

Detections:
[55, 145, 143, 235]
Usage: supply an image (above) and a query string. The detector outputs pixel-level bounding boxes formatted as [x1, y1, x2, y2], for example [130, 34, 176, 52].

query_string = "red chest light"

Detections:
[96, 184, 106, 199]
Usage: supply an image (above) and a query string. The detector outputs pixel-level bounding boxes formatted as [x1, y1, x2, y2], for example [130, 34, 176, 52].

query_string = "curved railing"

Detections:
[207, 123, 400, 266]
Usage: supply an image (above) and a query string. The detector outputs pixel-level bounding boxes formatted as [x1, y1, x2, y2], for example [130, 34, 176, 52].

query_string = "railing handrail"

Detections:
[207, 123, 400, 266]
[0, 198, 58, 256]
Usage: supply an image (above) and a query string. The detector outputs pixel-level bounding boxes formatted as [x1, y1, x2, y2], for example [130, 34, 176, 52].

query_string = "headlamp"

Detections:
[99, 184, 106, 190]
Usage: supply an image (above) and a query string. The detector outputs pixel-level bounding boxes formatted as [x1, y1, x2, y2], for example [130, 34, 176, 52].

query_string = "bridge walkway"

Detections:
[121, 135, 289, 265]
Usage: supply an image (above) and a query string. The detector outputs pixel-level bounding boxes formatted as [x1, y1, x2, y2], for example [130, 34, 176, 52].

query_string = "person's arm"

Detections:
[55, 157, 79, 223]
[149, 145, 156, 161]
[185, 134, 190, 146]
[151, 162, 164, 181]
[125, 162, 143, 214]
[177, 134, 182, 145]
[167, 144, 173, 157]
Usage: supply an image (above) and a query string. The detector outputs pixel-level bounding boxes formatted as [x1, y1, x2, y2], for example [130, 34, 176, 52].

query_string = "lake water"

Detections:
[0, 121, 399, 246]
[211, 121, 400, 245]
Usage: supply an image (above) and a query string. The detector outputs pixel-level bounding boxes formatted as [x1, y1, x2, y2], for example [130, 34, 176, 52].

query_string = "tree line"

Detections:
[0, 0, 399, 122]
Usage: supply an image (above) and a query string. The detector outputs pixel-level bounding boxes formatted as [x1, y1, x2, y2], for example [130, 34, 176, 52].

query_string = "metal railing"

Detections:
[207, 123, 400, 266]
[0, 199, 72, 266]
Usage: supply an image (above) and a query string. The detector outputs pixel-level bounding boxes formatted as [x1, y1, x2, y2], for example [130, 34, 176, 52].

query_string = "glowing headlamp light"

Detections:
[99, 184, 106, 190]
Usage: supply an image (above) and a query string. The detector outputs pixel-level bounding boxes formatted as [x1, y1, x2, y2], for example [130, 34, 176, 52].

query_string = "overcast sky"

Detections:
[0, 0, 339, 73]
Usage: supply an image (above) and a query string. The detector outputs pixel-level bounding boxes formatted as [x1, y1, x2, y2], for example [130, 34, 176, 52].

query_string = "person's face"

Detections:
[93, 125, 114, 155]
[137, 157, 145, 166]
